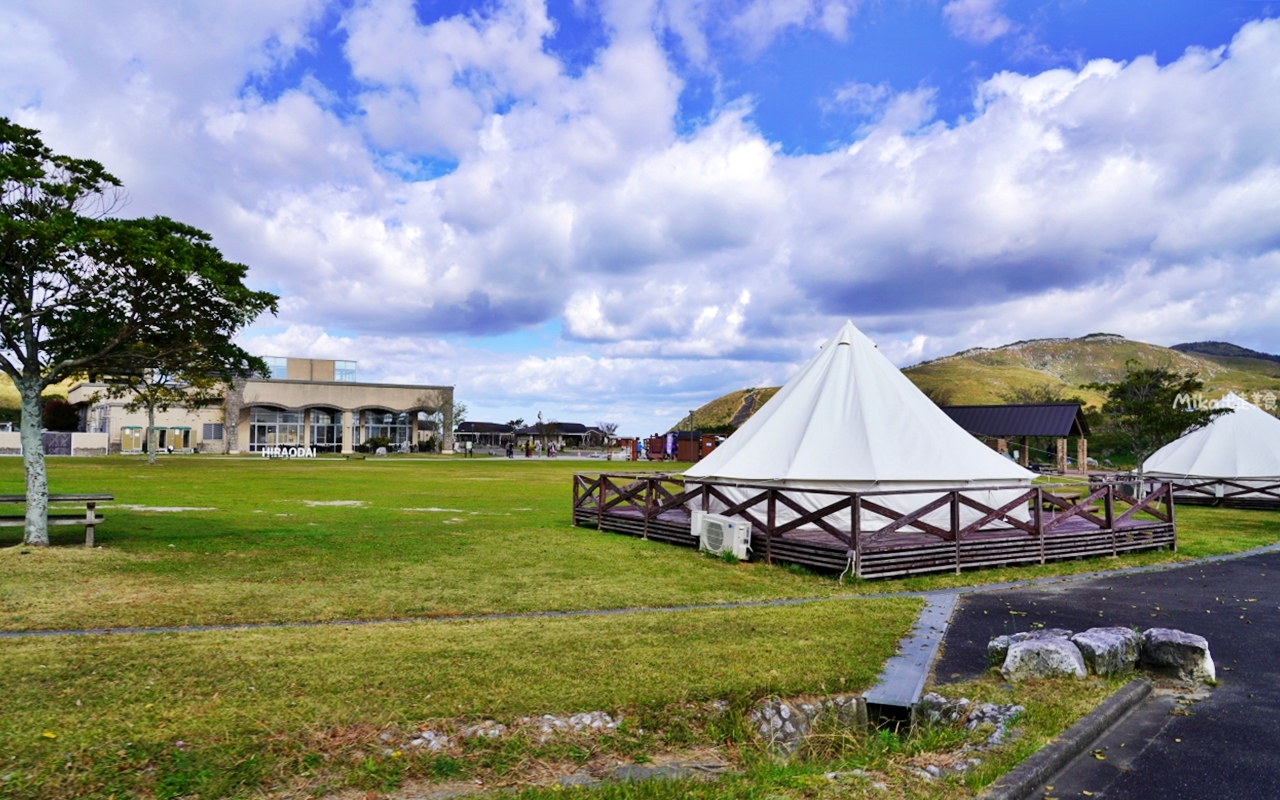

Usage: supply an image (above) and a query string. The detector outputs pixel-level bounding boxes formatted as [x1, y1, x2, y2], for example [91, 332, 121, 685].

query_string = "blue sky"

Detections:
[4, 0, 1280, 433]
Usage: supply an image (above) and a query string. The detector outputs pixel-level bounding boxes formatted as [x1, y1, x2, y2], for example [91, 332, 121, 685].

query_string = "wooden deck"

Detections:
[572, 474, 1176, 579]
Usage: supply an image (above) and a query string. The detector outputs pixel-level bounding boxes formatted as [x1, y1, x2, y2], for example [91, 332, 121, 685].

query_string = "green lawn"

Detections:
[1, 457, 1275, 632]
[1, 455, 1276, 799]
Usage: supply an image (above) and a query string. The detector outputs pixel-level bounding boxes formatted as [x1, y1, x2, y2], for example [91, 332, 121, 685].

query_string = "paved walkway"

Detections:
[936, 550, 1280, 798]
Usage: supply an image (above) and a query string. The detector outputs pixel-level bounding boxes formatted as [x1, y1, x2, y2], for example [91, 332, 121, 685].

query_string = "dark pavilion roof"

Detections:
[457, 421, 514, 434]
[514, 422, 598, 436]
[941, 403, 1090, 438]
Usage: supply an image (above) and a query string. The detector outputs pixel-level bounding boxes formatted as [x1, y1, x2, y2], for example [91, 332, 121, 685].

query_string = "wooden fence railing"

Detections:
[572, 474, 1176, 579]
[1163, 478, 1280, 509]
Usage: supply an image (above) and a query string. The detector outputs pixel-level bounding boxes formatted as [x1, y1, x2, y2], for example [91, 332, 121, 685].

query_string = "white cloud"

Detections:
[942, 0, 1014, 45]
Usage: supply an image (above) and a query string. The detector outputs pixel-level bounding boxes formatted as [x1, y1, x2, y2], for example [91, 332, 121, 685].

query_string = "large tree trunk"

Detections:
[147, 402, 158, 466]
[17, 377, 49, 547]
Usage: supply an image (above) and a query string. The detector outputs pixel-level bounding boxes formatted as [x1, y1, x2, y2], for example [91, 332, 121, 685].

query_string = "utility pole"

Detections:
[689, 409, 695, 462]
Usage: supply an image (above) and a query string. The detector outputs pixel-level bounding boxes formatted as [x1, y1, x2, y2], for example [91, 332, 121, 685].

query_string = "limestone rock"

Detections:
[1071, 627, 1142, 676]
[1001, 638, 1086, 682]
[750, 694, 868, 756]
[1141, 628, 1216, 682]
[988, 629, 1075, 666]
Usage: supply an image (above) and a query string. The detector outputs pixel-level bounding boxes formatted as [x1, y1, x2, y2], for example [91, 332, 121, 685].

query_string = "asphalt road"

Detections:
[935, 550, 1280, 799]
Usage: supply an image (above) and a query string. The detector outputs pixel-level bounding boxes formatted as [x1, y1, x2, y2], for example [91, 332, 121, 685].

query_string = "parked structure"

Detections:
[941, 403, 1090, 474]
[65, 357, 454, 455]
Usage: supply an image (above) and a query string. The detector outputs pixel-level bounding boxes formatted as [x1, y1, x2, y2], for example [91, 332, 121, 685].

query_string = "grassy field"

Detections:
[1, 455, 1277, 798]
[0, 457, 1275, 632]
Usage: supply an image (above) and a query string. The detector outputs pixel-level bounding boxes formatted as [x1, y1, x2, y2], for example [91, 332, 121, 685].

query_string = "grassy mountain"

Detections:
[674, 334, 1280, 431]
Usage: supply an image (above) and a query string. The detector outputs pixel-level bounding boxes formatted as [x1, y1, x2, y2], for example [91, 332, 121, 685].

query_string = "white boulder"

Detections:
[1071, 627, 1142, 676]
[988, 629, 1074, 667]
[1001, 638, 1087, 682]
[1141, 628, 1216, 682]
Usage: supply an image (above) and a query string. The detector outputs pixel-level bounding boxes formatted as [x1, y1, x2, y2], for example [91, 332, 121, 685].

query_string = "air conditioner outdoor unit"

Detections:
[693, 512, 751, 560]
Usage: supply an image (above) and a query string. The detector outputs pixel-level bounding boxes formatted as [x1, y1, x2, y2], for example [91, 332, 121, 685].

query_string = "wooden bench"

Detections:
[0, 493, 113, 547]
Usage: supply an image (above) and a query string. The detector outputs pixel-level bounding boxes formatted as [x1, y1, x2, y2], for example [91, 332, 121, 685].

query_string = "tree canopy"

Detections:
[1, 117, 276, 545]
[1087, 361, 1231, 479]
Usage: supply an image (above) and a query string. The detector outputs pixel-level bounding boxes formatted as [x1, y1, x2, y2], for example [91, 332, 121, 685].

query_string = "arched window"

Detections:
[248, 407, 302, 451]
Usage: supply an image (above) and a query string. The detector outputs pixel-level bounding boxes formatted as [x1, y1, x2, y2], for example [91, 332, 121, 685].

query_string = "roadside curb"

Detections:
[977, 678, 1152, 800]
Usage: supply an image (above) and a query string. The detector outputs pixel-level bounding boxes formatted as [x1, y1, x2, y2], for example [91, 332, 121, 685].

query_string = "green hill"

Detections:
[675, 333, 1280, 431]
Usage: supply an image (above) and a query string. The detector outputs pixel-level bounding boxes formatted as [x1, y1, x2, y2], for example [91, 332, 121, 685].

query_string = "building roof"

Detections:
[515, 422, 598, 436]
[685, 321, 1033, 485]
[457, 421, 514, 434]
[941, 403, 1090, 438]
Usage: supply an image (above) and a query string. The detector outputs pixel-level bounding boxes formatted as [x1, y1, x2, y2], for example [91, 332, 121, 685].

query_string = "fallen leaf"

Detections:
[41, 731, 56, 739]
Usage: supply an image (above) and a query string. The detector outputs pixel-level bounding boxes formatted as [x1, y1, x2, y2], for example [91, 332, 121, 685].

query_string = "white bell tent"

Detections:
[684, 321, 1034, 529]
[1144, 392, 1280, 497]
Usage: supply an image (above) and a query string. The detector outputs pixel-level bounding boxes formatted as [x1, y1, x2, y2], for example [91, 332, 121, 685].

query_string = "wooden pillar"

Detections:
[852, 495, 862, 579]
[951, 492, 961, 575]
[1035, 487, 1045, 565]
[1057, 438, 1068, 474]
[766, 491, 775, 565]
[1077, 438, 1088, 474]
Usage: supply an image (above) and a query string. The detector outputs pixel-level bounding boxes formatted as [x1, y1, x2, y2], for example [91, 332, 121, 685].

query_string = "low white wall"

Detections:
[0, 431, 111, 456]
[72, 432, 108, 456]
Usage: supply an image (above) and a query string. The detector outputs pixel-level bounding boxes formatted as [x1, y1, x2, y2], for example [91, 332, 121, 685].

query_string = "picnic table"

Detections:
[0, 493, 113, 546]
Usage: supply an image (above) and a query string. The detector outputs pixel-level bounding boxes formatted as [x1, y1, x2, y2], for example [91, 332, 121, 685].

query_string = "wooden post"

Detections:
[951, 491, 961, 575]
[596, 476, 607, 531]
[852, 495, 862, 579]
[85, 501, 96, 548]
[1168, 483, 1178, 553]
[1020, 437, 1029, 467]
[641, 478, 652, 540]
[766, 490, 775, 565]
[702, 483, 710, 513]
[1035, 487, 1045, 565]
[1107, 482, 1117, 557]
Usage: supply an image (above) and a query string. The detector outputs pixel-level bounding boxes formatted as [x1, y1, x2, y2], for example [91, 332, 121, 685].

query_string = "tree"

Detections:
[1086, 362, 1230, 484]
[506, 417, 525, 429]
[98, 341, 265, 465]
[1, 119, 276, 545]
[596, 421, 618, 446]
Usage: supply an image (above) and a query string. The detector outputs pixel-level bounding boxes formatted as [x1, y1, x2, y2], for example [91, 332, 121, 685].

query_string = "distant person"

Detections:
[548, 443, 556, 458]
[506, 442, 514, 458]
[465, 440, 473, 458]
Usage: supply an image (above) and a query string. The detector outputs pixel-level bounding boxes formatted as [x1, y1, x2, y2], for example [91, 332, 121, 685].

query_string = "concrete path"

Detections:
[936, 550, 1280, 799]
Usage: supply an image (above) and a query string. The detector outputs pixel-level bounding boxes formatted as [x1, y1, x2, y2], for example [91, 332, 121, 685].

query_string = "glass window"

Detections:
[361, 409, 411, 447]
[202, 422, 224, 440]
[309, 408, 343, 453]
[334, 360, 357, 382]
[248, 407, 303, 451]
[262, 356, 288, 379]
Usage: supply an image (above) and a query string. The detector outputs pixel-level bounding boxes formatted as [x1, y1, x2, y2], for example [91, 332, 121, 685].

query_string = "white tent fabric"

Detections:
[684, 321, 1034, 532]
[1144, 392, 1280, 484]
